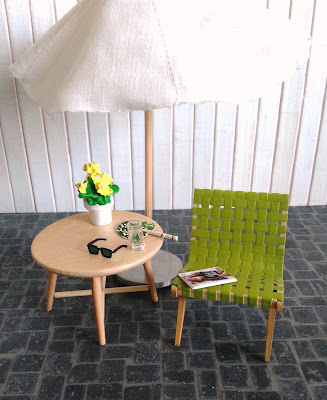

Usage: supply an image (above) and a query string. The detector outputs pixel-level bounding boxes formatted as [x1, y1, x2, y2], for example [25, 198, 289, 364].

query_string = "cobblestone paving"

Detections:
[0, 207, 326, 399]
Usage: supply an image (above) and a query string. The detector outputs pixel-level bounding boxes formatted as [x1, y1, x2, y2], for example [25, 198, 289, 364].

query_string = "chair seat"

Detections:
[172, 260, 283, 309]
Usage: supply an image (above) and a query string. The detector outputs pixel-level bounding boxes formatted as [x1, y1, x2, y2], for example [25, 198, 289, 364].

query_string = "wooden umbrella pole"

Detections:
[145, 110, 153, 218]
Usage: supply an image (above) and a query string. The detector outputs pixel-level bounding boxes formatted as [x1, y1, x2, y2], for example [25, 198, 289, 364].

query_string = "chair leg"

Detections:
[91, 277, 106, 346]
[175, 296, 186, 347]
[143, 260, 158, 302]
[46, 272, 57, 311]
[264, 305, 277, 362]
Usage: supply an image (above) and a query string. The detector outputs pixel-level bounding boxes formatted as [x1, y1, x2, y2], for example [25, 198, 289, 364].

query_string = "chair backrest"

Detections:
[190, 189, 289, 269]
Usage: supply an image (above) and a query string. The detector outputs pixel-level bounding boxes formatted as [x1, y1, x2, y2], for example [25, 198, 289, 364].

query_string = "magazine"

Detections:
[178, 266, 237, 290]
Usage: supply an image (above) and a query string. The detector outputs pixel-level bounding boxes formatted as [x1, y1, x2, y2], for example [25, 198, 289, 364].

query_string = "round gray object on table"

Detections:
[116, 250, 183, 288]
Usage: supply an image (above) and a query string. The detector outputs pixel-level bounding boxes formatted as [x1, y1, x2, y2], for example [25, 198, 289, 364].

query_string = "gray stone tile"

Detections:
[63, 385, 87, 400]
[37, 376, 65, 400]
[68, 363, 99, 383]
[4, 373, 38, 394]
[301, 361, 327, 383]
[279, 381, 312, 400]
[198, 370, 217, 399]
[1, 206, 327, 399]
[87, 384, 123, 400]
[249, 365, 272, 390]
[99, 359, 125, 383]
[215, 342, 242, 363]
[220, 365, 251, 389]
[126, 364, 161, 383]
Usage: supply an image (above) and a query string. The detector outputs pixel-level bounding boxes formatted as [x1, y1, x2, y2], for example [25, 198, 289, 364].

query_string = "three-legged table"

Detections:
[31, 211, 163, 345]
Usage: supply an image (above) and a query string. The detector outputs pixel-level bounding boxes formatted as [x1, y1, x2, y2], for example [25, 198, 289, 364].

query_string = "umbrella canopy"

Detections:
[9, 0, 310, 113]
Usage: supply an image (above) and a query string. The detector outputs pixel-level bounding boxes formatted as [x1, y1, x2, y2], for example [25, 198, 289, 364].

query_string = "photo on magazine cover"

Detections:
[178, 267, 237, 290]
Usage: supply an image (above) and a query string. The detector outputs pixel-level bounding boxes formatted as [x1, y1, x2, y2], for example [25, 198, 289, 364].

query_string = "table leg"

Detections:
[143, 260, 158, 302]
[101, 276, 106, 320]
[91, 277, 106, 345]
[46, 272, 57, 312]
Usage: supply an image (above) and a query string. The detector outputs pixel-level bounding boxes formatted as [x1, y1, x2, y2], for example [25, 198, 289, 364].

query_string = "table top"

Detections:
[31, 211, 163, 278]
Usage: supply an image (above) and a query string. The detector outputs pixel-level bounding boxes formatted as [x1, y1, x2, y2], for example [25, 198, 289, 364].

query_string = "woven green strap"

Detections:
[173, 189, 289, 309]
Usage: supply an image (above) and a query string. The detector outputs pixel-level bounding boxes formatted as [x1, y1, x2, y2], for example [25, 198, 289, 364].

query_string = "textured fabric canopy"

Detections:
[10, 0, 310, 113]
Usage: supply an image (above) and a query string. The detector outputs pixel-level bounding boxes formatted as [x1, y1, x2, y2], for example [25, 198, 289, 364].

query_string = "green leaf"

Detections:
[77, 176, 117, 206]
[110, 184, 119, 194]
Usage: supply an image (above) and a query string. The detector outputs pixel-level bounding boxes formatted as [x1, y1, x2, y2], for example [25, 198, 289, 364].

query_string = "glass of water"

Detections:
[127, 220, 145, 251]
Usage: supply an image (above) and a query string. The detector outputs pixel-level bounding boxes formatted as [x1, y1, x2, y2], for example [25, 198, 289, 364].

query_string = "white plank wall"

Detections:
[290, 0, 327, 205]
[232, 101, 259, 192]
[108, 112, 133, 211]
[0, 0, 34, 212]
[6, 0, 56, 213]
[193, 103, 215, 190]
[0, 122, 14, 212]
[153, 108, 173, 210]
[130, 110, 145, 210]
[0, 0, 326, 213]
[30, 0, 75, 212]
[173, 104, 194, 209]
[212, 103, 237, 191]
[271, 0, 315, 195]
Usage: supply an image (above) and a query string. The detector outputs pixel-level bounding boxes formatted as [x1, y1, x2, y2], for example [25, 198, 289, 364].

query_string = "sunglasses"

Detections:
[87, 238, 127, 258]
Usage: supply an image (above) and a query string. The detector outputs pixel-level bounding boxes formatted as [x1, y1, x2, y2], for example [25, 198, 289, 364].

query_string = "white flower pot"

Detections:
[83, 199, 112, 226]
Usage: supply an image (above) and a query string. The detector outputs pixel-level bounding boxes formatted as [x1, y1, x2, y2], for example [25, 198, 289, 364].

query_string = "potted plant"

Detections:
[75, 162, 119, 226]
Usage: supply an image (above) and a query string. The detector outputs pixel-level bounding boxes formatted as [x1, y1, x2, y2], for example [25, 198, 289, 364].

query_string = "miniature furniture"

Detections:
[31, 211, 163, 345]
[171, 189, 289, 362]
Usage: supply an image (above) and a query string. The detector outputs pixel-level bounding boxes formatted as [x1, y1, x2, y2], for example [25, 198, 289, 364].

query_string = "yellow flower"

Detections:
[89, 174, 100, 184]
[76, 182, 87, 194]
[83, 162, 101, 176]
[99, 173, 113, 185]
[95, 181, 113, 196]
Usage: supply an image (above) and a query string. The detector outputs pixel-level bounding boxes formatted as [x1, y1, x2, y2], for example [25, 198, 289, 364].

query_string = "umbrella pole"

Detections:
[145, 110, 153, 218]
[115, 109, 183, 288]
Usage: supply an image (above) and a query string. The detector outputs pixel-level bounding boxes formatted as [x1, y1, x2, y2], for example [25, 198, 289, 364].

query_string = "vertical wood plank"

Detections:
[251, 86, 281, 193]
[233, 0, 263, 193]
[212, 103, 237, 191]
[53, 0, 86, 212]
[250, 0, 290, 193]
[6, 0, 55, 212]
[173, 103, 193, 209]
[87, 112, 111, 176]
[251, 0, 290, 193]
[290, 0, 327, 205]
[153, 108, 173, 209]
[0, 0, 34, 212]
[193, 102, 215, 190]
[30, 0, 75, 212]
[271, 0, 315, 195]
[43, 112, 75, 211]
[109, 111, 133, 211]
[309, 81, 327, 205]
[130, 110, 145, 211]
[54, 0, 76, 20]
[0, 122, 15, 212]
[232, 101, 259, 191]
[65, 112, 90, 212]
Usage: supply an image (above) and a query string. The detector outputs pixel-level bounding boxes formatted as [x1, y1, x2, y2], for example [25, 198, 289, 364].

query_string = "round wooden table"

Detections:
[32, 211, 163, 345]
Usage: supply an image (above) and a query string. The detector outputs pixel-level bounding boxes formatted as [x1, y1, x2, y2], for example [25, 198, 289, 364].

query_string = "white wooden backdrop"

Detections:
[0, 0, 326, 213]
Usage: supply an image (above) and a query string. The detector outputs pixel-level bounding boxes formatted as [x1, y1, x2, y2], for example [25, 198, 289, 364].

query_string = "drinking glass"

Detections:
[127, 220, 145, 251]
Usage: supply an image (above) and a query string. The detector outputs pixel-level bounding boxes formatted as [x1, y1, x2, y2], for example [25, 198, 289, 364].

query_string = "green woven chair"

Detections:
[171, 189, 289, 362]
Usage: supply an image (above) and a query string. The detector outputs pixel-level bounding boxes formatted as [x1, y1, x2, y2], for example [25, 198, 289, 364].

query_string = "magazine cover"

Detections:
[178, 267, 237, 290]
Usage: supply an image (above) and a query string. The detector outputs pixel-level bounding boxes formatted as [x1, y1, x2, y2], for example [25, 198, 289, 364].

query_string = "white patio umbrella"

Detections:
[9, 0, 310, 285]
[10, 0, 309, 113]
